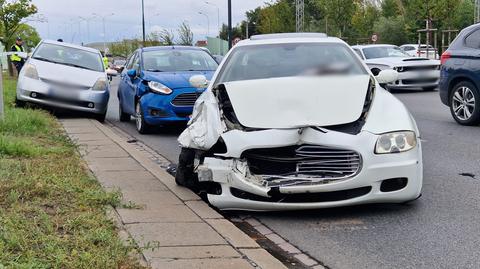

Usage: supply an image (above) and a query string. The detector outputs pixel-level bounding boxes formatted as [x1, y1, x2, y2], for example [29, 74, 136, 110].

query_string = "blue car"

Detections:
[440, 23, 480, 125]
[117, 46, 218, 133]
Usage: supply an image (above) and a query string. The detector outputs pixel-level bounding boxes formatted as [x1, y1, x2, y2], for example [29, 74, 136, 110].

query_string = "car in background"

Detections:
[352, 44, 440, 91]
[16, 40, 110, 121]
[440, 23, 480, 125]
[117, 46, 218, 133]
[175, 33, 423, 211]
[112, 59, 127, 72]
[400, 44, 439, 59]
[212, 55, 224, 64]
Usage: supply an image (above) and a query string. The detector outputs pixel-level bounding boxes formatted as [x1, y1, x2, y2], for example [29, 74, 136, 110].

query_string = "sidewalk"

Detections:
[61, 119, 287, 269]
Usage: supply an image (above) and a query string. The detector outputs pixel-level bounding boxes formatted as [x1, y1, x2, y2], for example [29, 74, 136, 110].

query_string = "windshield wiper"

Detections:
[33, 57, 59, 64]
[61, 62, 96, 71]
[146, 69, 165, 72]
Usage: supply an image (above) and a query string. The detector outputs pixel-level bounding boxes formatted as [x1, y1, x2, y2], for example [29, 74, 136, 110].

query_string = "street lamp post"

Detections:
[198, 11, 210, 37]
[142, 0, 146, 46]
[79, 16, 95, 44]
[228, 0, 232, 49]
[93, 13, 114, 53]
[205, 1, 220, 37]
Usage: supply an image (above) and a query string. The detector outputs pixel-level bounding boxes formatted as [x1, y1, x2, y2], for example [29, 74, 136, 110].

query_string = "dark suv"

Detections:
[440, 23, 480, 125]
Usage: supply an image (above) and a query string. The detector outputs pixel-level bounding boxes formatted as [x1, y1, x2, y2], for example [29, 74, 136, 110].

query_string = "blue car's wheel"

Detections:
[135, 101, 152, 134]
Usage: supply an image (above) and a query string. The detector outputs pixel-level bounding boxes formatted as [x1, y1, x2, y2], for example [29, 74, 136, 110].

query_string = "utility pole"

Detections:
[142, 0, 146, 46]
[296, 0, 304, 32]
[199, 11, 210, 37]
[228, 0, 232, 49]
[476, 0, 480, 23]
[0, 61, 3, 121]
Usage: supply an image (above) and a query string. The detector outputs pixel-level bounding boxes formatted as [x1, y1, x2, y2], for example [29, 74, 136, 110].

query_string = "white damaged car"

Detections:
[175, 33, 423, 211]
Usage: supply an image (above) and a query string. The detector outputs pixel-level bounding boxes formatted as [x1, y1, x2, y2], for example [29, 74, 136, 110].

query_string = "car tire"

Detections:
[449, 81, 480, 126]
[423, 86, 437, 91]
[135, 101, 152, 134]
[95, 112, 107, 123]
[119, 102, 130, 122]
[175, 147, 198, 190]
[15, 97, 26, 108]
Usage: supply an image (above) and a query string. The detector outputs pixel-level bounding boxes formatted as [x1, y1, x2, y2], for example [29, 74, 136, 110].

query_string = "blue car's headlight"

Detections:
[148, 81, 172, 95]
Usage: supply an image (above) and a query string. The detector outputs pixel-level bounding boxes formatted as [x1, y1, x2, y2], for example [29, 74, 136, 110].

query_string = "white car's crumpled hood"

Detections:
[223, 75, 371, 129]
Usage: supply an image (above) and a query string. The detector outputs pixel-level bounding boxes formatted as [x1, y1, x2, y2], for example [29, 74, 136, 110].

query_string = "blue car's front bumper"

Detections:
[140, 88, 203, 125]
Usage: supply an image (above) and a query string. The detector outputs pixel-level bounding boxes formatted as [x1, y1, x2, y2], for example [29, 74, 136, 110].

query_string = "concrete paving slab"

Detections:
[61, 119, 95, 127]
[77, 139, 115, 146]
[64, 126, 102, 134]
[240, 248, 288, 269]
[206, 219, 260, 249]
[150, 258, 254, 269]
[143, 245, 241, 260]
[70, 133, 109, 142]
[95, 171, 168, 192]
[82, 144, 129, 158]
[121, 190, 184, 207]
[117, 205, 201, 224]
[185, 201, 223, 219]
[126, 222, 227, 247]
[87, 157, 145, 172]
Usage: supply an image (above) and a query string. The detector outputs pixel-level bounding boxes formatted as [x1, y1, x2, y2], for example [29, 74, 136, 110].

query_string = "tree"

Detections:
[177, 21, 193, 46]
[373, 16, 409, 45]
[13, 23, 39, 49]
[159, 29, 175, 45]
[0, 0, 37, 75]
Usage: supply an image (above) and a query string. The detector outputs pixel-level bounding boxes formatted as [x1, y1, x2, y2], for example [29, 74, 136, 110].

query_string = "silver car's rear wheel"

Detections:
[450, 81, 480, 125]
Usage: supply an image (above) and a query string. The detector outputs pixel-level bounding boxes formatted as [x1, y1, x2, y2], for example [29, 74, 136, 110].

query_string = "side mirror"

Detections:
[106, 68, 118, 76]
[127, 69, 137, 78]
[376, 69, 398, 84]
[189, 75, 209, 89]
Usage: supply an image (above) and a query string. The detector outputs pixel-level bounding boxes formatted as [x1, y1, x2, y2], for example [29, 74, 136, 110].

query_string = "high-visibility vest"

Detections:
[103, 57, 109, 70]
[11, 45, 24, 62]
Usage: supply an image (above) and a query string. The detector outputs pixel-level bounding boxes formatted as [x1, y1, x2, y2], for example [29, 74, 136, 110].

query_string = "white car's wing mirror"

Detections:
[189, 75, 209, 89]
[376, 69, 399, 84]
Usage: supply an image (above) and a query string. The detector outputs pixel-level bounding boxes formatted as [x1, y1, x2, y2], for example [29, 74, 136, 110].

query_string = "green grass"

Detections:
[0, 76, 143, 268]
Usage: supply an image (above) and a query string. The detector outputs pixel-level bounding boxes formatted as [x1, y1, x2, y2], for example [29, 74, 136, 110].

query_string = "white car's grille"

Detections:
[242, 145, 362, 187]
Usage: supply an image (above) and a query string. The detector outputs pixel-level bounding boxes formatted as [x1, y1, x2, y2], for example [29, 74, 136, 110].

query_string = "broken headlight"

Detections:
[375, 131, 417, 154]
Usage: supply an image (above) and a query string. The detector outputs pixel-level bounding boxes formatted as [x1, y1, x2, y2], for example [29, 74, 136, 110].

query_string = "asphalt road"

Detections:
[106, 78, 480, 269]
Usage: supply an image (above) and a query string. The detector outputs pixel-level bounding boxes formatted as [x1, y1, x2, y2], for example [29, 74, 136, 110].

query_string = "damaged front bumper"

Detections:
[196, 128, 423, 211]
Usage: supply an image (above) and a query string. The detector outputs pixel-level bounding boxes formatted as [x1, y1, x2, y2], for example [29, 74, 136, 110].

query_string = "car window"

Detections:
[403, 46, 415, 51]
[32, 43, 104, 72]
[216, 42, 367, 84]
[132, 54, 141, 72]
[142, 49, 218, 72]
[363, 46, 409, 59]
[465, 29, 480, 49]
[353, 48, 364, 59]
[126, 53, 136, 69]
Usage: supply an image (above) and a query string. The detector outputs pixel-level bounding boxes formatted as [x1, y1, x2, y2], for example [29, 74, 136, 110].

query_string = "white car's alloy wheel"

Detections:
[452, 86, 475, 121]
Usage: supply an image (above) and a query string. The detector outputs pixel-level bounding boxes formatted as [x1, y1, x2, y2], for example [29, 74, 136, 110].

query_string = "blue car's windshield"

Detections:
[142, 49, 218, 72]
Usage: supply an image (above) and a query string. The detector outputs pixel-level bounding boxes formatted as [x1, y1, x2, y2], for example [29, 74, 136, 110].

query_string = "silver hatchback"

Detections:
[16, 40, 110, 121]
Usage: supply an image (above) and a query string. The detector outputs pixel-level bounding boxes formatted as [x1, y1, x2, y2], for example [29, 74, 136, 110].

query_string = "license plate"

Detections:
[49, 88, 79, 100]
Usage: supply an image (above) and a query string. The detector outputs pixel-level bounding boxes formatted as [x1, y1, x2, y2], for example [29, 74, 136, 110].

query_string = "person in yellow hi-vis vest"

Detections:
[11, 37, 25, 74]
[101, 52, 109, 70]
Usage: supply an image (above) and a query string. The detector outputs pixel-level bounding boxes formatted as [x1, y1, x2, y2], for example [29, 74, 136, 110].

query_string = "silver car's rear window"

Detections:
[33, 43, 104, 72]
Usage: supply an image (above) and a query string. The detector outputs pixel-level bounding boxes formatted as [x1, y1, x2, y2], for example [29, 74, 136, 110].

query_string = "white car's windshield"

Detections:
[363, 46, 409, 59]
[33, 43, 104, 72]
[142, 49, 218, 72]
[216, 43, 366, 84]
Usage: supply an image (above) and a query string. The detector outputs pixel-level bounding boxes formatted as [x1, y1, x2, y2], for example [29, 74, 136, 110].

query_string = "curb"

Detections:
[67, 119, 287, 269]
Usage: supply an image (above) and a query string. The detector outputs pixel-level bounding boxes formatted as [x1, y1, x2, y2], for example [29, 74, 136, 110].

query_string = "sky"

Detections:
[27, 0, 267, 45]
